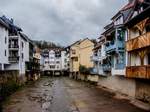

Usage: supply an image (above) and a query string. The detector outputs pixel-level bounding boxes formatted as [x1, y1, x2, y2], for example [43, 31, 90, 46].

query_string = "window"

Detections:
[56, 61, 60, 64]
[5, 37, 7, 44]
[5, 50, 7, 56]
[50, 65, 55, 69]
[72, 50, 76, 54]
[75, 57, 78, 61]
[45, 61, 49, 64]
[64, 59, 67, 62]
[22, 53, 24, 60]
[22, 42, 24, 49]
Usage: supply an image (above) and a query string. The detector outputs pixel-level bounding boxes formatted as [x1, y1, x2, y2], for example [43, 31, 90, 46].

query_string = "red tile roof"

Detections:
[121, 1, 134, 11]
[121, 0, 144, 11]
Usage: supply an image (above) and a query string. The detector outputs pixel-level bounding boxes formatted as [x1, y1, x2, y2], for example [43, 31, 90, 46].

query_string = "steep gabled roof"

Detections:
[69, 40, 81, 47]
[111, 0, 147, 23]
[78, 38, 95, 44]
[20, 32, 29, 41]
[0, 18, 9, 29]
[121, 1, 135, 11]
[0, 15, 22, 32]
[125, 5, 150, 28]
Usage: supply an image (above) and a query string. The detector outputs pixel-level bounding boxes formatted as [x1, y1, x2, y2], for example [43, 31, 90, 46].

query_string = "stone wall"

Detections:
[70, 72, 150, 104]
[98, 75, 136, 97]
[87, 75, 99, 82]
[0, 70, 21, 101]
[97, 75, 150, 104]
[26, 71, 41, 81]
[135, 79, 150, 103]
[0, 70, 19, 84]
[76, 73, 99, 83]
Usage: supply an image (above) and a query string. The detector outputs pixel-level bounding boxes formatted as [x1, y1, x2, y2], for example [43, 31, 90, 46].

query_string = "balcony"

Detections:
[102, 64, 111, 72]
[126, 32, 150, 52]
[90, 68, 98, 74]
[115, 63, 125, 69]
[126, 65, 150, 79]
[9, 35, 19, 40]
[9, 45, 19, 50]
[9, 56, 19, 63]
[105, 40, 124, 54]
[90, 55, 99, 61]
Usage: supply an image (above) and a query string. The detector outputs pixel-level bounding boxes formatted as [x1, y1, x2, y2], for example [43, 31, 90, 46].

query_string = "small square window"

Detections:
[5, 50, 7, 56]
[5, 37, 7, 44]
[22, 42, 24, 49]
[75, 57, 78, 61]
[22, 53, 24, 60]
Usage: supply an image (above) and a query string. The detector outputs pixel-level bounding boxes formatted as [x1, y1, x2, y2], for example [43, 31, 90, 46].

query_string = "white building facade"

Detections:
[42, 48, 69, 74]
[0, 16, 30, 82]
[0, 18, 9, 70]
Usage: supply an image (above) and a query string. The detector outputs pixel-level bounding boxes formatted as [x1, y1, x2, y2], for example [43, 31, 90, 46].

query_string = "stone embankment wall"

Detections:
[71, 72, 150, 104]
[0, 70, 21, 101]
[70, 73, 99, 83]
[26, 71, 41, 81]
[97, 75, 150, 104]
[135, 79, 150, 103]
[98, 75, 136, 97]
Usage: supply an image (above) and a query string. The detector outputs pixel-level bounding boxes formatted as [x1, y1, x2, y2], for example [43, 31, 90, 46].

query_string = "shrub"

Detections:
[0, 80, 20, 101]
[79, 65, 91, 74]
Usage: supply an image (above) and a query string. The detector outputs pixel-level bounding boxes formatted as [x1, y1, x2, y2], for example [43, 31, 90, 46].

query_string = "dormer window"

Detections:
[114, 16, 123, 25]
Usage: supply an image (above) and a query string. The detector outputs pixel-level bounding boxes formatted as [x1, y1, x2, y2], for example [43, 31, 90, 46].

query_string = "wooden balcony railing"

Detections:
[9, 56, 19, 62]
[126, 32, 150, 51]
[126, 65, 150, 79]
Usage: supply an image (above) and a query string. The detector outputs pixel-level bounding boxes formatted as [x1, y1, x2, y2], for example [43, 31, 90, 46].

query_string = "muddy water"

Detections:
[3, 77, 147, 112]
[3, 77, 76, 112]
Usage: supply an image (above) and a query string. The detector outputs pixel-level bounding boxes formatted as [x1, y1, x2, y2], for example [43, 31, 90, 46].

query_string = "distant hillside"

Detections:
[33, 40, 63, 49]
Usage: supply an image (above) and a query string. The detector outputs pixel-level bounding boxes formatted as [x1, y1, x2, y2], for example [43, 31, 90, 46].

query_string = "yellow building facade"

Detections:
[69, 38, 94, 74]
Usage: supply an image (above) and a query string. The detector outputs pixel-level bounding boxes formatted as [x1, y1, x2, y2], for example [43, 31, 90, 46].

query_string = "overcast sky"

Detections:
[0, 0, 127, 45]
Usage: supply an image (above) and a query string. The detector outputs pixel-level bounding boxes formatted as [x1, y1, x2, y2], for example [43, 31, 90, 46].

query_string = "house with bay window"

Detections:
[91, 36, 107, 75]
[125, 1, 150, 79]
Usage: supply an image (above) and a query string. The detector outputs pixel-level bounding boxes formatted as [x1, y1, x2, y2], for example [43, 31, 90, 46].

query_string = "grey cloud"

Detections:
[0, 0, 127, 45]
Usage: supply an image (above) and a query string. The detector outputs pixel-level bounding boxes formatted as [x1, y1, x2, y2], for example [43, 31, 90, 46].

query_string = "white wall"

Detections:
[55, 57, 61, 70]
[98, 76, 136, 97]
[19, 36, 28, 74]
[61, 50, 69, 70]
[24, 41, 29, 62]
[101, 44, 106, 58]
[6, 63, 19, 70]
[43, 50, 62, 71]
[0, 24, 9, 70]
[40, 55, 44, 70]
